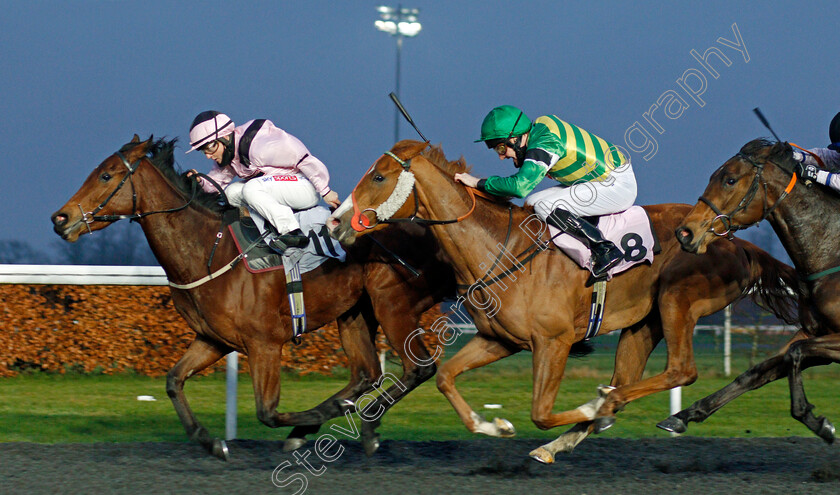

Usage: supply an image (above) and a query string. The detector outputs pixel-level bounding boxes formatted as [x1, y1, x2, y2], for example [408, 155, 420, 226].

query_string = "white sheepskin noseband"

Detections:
[374, 169, 415, 221]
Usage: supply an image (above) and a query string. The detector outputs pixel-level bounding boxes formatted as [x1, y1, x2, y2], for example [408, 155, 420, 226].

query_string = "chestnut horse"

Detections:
[661, 138, 838, 442]
[330, 140, 799, 462]
[50, 136, 454, 459]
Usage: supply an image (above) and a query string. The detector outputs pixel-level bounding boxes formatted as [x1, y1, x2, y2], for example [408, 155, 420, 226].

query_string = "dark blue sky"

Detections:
[2, 1, 837, 255]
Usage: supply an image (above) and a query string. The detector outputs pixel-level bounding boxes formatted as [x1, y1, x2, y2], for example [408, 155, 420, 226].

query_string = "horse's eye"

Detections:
[373, 173, 385, 183]
[100, 172, 112, 182]
[724, 177, 737, 186]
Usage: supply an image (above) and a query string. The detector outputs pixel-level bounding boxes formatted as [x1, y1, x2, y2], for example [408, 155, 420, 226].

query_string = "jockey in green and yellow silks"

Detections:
[455, 105, 638, 279]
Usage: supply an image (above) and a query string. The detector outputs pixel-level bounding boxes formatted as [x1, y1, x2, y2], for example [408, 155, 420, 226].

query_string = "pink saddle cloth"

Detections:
[546, 206, 658, 280]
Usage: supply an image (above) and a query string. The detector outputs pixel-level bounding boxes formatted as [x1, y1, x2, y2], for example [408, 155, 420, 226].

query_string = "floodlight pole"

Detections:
[394, 34, 403, 143]
[375, 5, 421, 143]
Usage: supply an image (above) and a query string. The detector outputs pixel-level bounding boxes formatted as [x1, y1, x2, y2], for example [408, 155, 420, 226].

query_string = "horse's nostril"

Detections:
[52, 213, 68, 226]
[675, 227, 693, 242]
[326, 217, 340, 232]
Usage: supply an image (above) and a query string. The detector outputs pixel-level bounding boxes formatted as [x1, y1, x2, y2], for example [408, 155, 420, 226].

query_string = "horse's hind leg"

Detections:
[284, 301, 381, 451]
[592, 298, 700, 435]
[786, 335, 840, 443]
[657, 330, 809, 433]
[552, 316, 665, 454]
[166, 336, 230, 460]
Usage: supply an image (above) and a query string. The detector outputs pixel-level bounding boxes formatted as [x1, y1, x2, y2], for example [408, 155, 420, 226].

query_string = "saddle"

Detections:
[543, 206, 660, 280]
[522, 206, 661, 340]
[225, 205, 345, 343]
[227, 206, 345, 274]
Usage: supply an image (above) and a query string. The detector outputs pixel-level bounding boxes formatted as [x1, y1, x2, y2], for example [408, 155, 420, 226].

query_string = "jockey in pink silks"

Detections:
[186, 111, 340, 250]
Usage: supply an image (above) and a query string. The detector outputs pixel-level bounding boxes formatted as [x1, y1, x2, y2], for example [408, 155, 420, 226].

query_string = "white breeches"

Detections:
[526, 163, 638, 220]
[225, 174, 320, 233]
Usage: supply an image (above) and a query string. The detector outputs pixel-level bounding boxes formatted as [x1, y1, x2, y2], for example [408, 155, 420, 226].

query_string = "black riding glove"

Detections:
[795, 162, 819, 182]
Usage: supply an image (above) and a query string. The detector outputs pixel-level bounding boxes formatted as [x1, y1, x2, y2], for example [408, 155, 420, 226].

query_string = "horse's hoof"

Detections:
[818, 417, 836, 444]
[529, 447, 554, 464]
[593, 416, 615, 434]
[283, 437, 308, 452]
[336, 398, 356, 414]
[212, 439, 230, 461]
[656, 415, 687, 434]
[494, 417, 517, 438]
[597, 385, 616, 398]
[363, 434, 380, 457]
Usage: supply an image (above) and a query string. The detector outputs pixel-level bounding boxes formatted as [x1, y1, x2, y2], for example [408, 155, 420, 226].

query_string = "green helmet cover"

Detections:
[475, 105, 532, 142]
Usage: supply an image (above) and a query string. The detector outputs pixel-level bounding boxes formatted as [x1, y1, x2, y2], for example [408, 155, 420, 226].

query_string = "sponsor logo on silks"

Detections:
[270, 175, 298, 182]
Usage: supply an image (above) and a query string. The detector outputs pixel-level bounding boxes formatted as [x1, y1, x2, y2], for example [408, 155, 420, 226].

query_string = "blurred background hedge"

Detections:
[0, 285, 444, 377]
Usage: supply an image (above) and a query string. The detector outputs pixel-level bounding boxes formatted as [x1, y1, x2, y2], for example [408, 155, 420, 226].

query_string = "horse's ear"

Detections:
[122, 135, 155, 161]
[772, 141, 792, 158]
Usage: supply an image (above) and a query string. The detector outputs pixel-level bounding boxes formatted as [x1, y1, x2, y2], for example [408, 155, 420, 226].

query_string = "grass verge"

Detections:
[2, 350, 839, 444]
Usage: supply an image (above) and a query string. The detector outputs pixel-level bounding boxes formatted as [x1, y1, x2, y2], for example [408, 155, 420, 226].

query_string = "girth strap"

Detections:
[584, 280, 607, 340]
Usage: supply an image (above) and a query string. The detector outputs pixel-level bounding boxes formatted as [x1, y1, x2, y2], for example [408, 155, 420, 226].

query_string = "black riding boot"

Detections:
[268, 227, 309, 251]
[545, 208, 624, 278]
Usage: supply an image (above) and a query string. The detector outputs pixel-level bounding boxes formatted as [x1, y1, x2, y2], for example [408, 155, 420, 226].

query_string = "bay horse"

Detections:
[661, 138, 838, 442]
[50, 136, 455, 459]
[330, 140, 799, 462]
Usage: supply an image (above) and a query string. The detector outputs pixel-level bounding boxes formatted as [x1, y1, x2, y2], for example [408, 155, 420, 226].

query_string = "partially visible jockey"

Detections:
[792, 111, 840, 192]
[455, 105, 637, 278]
[186, 111, 341, 250]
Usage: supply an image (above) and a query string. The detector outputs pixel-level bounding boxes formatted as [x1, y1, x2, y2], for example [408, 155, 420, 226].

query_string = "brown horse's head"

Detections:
[676, 139, 797, 254]
[330, 139, 434, 245]
[51, 135, 155, 242]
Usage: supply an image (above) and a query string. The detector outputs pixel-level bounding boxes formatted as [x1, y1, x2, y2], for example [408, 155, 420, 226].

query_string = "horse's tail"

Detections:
[739, 240, 800, 325]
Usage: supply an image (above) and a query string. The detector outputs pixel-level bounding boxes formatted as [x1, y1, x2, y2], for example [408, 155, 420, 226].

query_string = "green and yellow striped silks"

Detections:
[530, 115, 626, 185]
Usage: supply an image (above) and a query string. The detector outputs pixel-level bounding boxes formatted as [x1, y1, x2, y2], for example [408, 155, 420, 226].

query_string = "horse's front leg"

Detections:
[786, 335, 838, 443]
[657, 330, 809, 434]
[247, 343, 309, 429]
[353, 292, 439, 456]
[436, 334, 519, 437]
[250, 341, 352, 430]
[166, 336, 230, 460]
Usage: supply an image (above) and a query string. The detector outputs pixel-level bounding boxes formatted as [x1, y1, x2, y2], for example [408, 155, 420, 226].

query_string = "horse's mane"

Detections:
[122, 137, 229, 214]
[740, 137, 840, 208]
[739, 138, 799, 173]
[421, 143, 471, 176]
[739, 137, 777, 156]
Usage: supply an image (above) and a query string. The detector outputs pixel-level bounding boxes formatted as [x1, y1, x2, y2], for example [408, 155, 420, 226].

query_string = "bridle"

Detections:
[349, 147, 484, 232]
[698, 151, 797, 237]
[349, 146, 548, 293]
[699, 145, 840, 283]
[78, 145, 260, 289]
[78, 148, 199, 233]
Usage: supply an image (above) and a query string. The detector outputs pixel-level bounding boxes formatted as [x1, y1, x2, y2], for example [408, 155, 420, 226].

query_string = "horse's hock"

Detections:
[0, 284, 445, 377]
